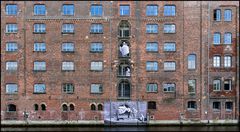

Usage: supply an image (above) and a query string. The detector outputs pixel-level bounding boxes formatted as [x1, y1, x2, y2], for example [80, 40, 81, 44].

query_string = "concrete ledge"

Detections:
[1, 120, 239, 126]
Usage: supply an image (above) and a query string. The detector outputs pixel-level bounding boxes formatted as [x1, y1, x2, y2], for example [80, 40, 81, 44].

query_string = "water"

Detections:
[1, 126, 240, 131]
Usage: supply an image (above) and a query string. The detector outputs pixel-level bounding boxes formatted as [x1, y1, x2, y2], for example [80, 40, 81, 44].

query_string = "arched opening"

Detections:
[118, 62, 131, 77]
[69, 104, 74, 111]
[41, 104, 46, 111]
[97, 104, 103, 111]
[118, 80, 131, 99]
[62, 104, 68, 112]
[7, 104, 16, 112]
[34, 104, 38, 111]
[119, 41, 130, 58]
[91, 104, 96, 111]
[119, 21, 130, 38]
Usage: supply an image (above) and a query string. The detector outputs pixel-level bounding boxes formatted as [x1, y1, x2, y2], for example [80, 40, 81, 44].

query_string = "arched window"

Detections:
[41, 104, 46, 111]
[118, 62, 131, 76]
[119, 21, 130, 38]
[62, 104, 68, 112]
[118, 80, 130, 99]
[7, 104, 16, 112]
[34, 104, 39, 111]
[69, 104, 74, 111]
[98, 104, 103, 111]
[91, 104, 96, 110]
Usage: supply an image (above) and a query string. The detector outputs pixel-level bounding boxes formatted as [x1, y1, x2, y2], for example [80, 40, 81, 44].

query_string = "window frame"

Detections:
[163, 42, 176, 52]
[90, 4, 103, 16]
[188, 79, 196, 94]
[6, 61, 18, 71]
[33, 23, 46, 33]
[213, 9, 221, 21]
[224, 79, 232, 91]
[146, 24, 158, 34]
[163, 24, 176, 33]
[90, 84, 103, 94]
[62, 4, 74, 16]
[62, 23, 74, 34]
[33, 61, 46, 71]
[34, 42, 46, 52]
[163, 83, 176, 92]
[6, 83, 18, 94]
[224, 9, 232, 22]
[213, 55, 221, 68]
[62, 42, 75, 52]
[224, 55, 232, 68]
[213, 102, 221, 111]
[187, 101, 197, 110]
[224, 32, 232, 44]
[6, 24, 18, 33]
[164, 5, 176, 16]
[33, 83, 46, 94]
[90, 42, 103, 53]
[213, 79, 221, 91]
[146, 61, 158, 71]
[90, 61, 103, 71]
[164, 61, 176, 71]
[119, 5, 130, 16]
[90, 23, 103, 34]
[146, 5, 158, 16]
[146, 42, 158, 52]
[62, 61, 75, 71]
[147, 101, 156, 110]
[62, 83, 74, 94]
[146, 83, 158, 93]
[6, 42, 18, 52]
[188, 54, 196, 70]
[34, 4, 46, 16]
[6, 4, 18, 15]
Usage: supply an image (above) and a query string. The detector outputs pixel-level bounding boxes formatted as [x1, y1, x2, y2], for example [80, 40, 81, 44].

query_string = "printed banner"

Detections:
[104, 101, 147, 125]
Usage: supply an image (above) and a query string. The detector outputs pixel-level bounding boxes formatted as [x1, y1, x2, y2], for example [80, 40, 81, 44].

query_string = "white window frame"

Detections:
[6, 84, 18, 94]
[34, 84, 46, 93]
[62, 61, 74, 71]
[146, 83, 158, 92]
[224, 55, 231, 67]
[91, 61, 103, 71]
[6, 24, 18, 33]
[6, 61, 18, 71]
[146, 61, 158, 71]
[146, 24, 158, 33]
[90, 84, 103, 93]
[34, 42, 46, 52]
[163, 24, 175, 33]
[164, 42, 176, 51]
[213, 79, 221, 91]
[146, 42, 158, 52]
[164, 62, 176, 71]
[62, 43, 74, 52]
[62, 24, 74, 33]
[213, 56, 221, 67]
[34, 61, 46, 71]
[34, 24, 46, 33]
[163, 83, 175, 92]
[6, 42, 18, 52]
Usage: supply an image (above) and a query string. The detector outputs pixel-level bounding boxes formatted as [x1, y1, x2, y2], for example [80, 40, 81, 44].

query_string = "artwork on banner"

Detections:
[104, 101, 147, 125]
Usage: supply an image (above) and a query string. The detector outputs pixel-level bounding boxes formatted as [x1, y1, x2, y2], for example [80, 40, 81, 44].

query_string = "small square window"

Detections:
[62, 83, 74, 93]
[146, 24, 158, 33]
[62, 24, 74, 33]
[6, 42, 18, 52]
[120, 5, 130, 16]
[62, 62, 74, 71]
[146, 5, 158, 16]
[62, 4, 74, 15]
[91, 84, 103, 93]
[34, 42, 46, 52]
[6, 4, 17, 15]
[164, 24, 175, 33]
[213, 102, 221, 111]
[6, 84, 18, 94]
[164, 42, 176, 52]
[91, 61, 103, 71]
[224, 79, 232, 91]
[34, 61, 46, 71]
[225, 102, 233, 111]
[6, 24, 18, 33]
[187, 101, 197, 110]
[34, 84, 46, 93]
[90, 24, 103, 33]
[34, 4, 46, 15]
[62, 43, 74, 52]
[146, 42, 158, 52]
[164, 62, 176, 71]
[6, 61, 18, 71]
[34, 24, 46, 33]
[148, 101, 156, 109]
[164, 5, 176, 16]
[163, 83, 175, 92]
[146, 83, 158, 92]
[90, 5, 102, 16]
[90, 42, 103, 52]
[146, 61, 158, 71]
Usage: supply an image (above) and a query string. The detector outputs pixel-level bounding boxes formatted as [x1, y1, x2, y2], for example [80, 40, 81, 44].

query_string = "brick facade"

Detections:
[1, 1, 239, 122]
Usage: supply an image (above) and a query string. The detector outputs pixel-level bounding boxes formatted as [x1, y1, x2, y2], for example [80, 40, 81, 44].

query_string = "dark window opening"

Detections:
[213, 102, 221, 110]
[98, 104, 103, 111]
[224, 79, 232, 90]
[41, 104, 46, 111]
[187, 101, 197, 110]
[69, 104, 74, 111]
[91, 104, 96, 111]
[119, 21, 130, 38]
[7, 104, 16, 112]
[118, 80, 131, 98]
[62, 104, 68, 112]
[34, 104, 38, 111]
[148, 101, 156, 109]
[225, 102, 233, 111]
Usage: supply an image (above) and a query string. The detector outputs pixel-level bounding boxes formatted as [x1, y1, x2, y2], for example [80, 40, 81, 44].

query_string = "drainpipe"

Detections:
[109, 1, 113, 126]
[207, 1, 211, 124]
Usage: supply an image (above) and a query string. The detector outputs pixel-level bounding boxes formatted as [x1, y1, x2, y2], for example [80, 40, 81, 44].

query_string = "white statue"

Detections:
[120, 42, 129, 57]
[126, 67, 130, 76]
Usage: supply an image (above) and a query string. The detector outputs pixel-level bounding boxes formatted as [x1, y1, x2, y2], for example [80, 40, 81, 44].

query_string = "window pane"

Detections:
[164, 24, 175, 33]
[6, 61, 18, 71]
[146, 5, 158, 16]
[188, 54, 196, 69]
[214, 9, 221, 21]
[213, 33, 221, 44]
[213, 56, 220, 67]
[34, 84, 46, 93]
[224, 79, 232, 90]
[164, 5, 176, 16]
[90, 24, 103, 33]
[120, 5, 130, 16]
[6, 4, 17, 15]
[146, 24, 158, 33]
[91, 84, 103, 93]
[224, 56, 231, 67]
[163, 83, 175, 92]
[62, 4, 74, 15]
[34, 24, 46, 33]
[91, 5, 102, 16]
[188, 80, 196, 93]
[62, 62, 74, 71]
[90, 42, 103, 52]
[62, 24, 74, 33]
[34, 61, 46, 71]
[6, 42, 18, 52]
[146, 42, 158, 52]
[34, 43, 46, 52]
[6, 24, 18, 33]
[224, 9, 232, 21]
[34, 5, 46, 15]
[188, 101, 197, 109]
[224, 33, 232, 44]
[164, 62, 176, 71]
[213, 80, 221, 91]
[164, 42, 176, 51]
[91, 62, 103, 71]
[6, 84, 18, 94]
[213, 102, 221, 110]
[146, 83, 157, 92]
[146, 62, 158, 71]
[63, 83, 74, 93]
[62, 43, 74, 52]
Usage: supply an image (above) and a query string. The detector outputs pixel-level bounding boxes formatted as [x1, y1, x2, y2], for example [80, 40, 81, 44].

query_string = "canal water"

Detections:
[1, 126, 240, 131]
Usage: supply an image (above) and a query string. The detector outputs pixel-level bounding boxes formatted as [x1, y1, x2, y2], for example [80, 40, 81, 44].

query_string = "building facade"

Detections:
[1, 1, 239, 123]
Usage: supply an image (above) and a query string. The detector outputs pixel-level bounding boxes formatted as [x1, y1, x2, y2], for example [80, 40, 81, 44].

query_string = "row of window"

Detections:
[213, 9, 232, 21]
[213, 32, 232, 44]
[5, 42, 176, 53]
[5, 4, 176, 16]
[213, 55, 232, 68]
[5, 23, 176, 34]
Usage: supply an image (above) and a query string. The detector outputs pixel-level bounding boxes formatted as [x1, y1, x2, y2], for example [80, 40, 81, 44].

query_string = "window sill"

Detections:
[5, 51, 18, 53]
[120, 15, 130, 17]
[117, 75, 131, 78]
[5, 93, 18, 95]
[34, 14, 46, 16]
[146, 70, 158, 72]
[164, 70, 176, 72]
[118, 36, 130, 39]
[213, 110, 221, 113]
[163, 15, 176, 17]
[33, 92, 46, 94]
[90, 32, 103, 34]
[163, 91, 175, 93]
[90, 92, 103, 94]
[63, 93, 74, 94]
[90, 51, 103, 53]
[188, 69, 196, 71]
[61, 32, 75, 34]
[187, 108, 197, 111]
[146, 91, 158, 93]
[90, 70, 103, 72]
[164, 51, 176, 52]
[62, 51, 75, 53]
[5, 32, 18, 34]
[163, 32, 176, 34]
[146, 51, 159, 53]
[61, 70, 75, 72]
[33, 51, 46, 53]
[117, 97, 131, 100]
[213, 90, 221, 92]
[146, 33, 158, 34]
[62, 14, 75, 16]
[33, 70, 46, 72]
[33, 32, 46, 34]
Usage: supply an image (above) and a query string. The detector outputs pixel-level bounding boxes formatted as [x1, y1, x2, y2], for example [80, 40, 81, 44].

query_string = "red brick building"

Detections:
[1, 1, 239, 123]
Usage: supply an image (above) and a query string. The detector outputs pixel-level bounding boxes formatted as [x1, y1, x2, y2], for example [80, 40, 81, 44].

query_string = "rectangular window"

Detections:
[146, 24, 158, 33]
[224, 9, 232, 21]
[6, 4, 17, 15]
[90, 42, 103, 52]
[225, 102, 233, 111]
[213, 79, 221, 91]
[146, 42, 158, 52]
[90, 5, 102, 16]
[146, 61, 158, 71]
[214, 9, 221, 21]
[213, 33, 221, 44]
[34, 84, 46, 93]
[6, 42, 18, 52]
[148, 101, 156, 109]
[34, 24, 46, 33]
[62, 62, 74, 71]
[213, 56, 221, 67]
[164, 24, 175, 33]
[224, 56, 231, 67]
[224, 33, 232, 44]
[213, 102, 221, 111]
[62, 43, 74, 52]
[146, 83, 158, 92]
[6, 61, 17, 71]
[90, 24, 103, 33]
[6, 24, 18, 33]
[164, 42, 176, 51]
[224, 79, 232, 91]
[164, 5, 176, 16]
[34, 4, 46, 15]
[91, 84, 103, 93]
[188, 54, 196, 70]
[34, 42, 46, 52]
[6, 84, 18, 94]
[62, 83, 74, 93]
[120, 5, 130, 16]
[62, 4, 74, 15]
[91, 61, 103, 71]
[164, 62, 176, 71]
[188, 80, 196, 94]
[163, 83, 175, 92]
[146, 5, 158, 16]
[187, 101, 197, 110]
[34, 61, 46, 71]
[62, 24, 74, 33]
